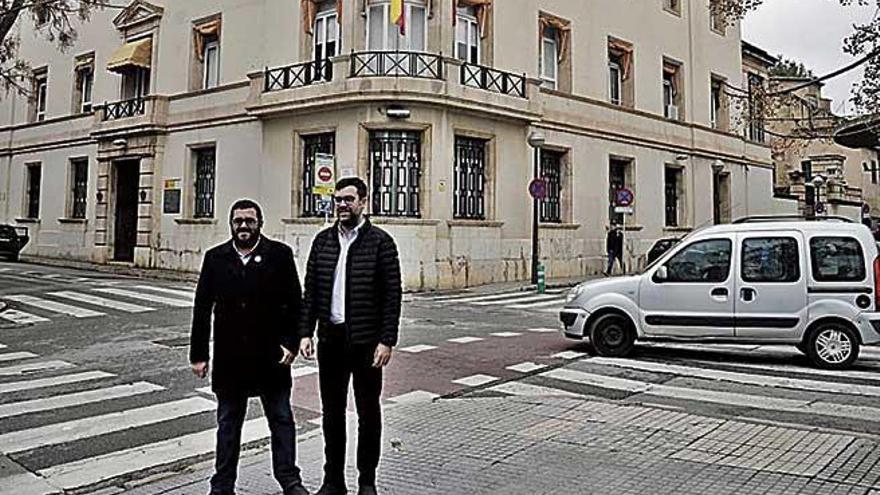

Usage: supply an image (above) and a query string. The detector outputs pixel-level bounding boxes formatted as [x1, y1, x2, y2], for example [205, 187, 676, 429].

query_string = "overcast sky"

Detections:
[741, 0, 876, 116]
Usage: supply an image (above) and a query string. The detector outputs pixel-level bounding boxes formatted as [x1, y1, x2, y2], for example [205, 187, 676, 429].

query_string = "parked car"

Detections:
[646, 237, 681, 266]
[0, 225, 29, 261]
[561, 216, 880, 369]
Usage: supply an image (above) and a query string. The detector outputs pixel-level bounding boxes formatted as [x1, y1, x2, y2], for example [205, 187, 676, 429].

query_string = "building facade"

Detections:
[0, 0, 782, 290]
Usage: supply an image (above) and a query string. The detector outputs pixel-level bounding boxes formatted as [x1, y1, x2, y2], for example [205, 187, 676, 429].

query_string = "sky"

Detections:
[741, 0, 877, 116]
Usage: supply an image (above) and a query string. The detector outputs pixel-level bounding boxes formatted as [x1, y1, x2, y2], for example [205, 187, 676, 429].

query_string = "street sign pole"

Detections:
[531, 146, 540, 285]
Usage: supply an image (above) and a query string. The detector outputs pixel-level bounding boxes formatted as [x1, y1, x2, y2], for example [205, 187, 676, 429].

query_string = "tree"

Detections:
[768, 56, 814, 78]
[712, 0, 880, 115]
[0, 0, 110, 95]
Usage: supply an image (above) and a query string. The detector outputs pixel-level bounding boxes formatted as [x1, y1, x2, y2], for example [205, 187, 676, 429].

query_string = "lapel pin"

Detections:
[254, 255, 262, 263]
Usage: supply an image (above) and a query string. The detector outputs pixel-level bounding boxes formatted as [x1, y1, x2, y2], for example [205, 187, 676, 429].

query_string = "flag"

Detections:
[391, 0, 405, 35]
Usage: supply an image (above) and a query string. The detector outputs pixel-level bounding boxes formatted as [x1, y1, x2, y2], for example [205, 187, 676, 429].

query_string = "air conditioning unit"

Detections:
[666, 105, 680, 120]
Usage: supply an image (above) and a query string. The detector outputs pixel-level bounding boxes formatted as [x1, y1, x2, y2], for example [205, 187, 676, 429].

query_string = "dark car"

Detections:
[646, 237, 680, 266]
[0, 225, 29, 261]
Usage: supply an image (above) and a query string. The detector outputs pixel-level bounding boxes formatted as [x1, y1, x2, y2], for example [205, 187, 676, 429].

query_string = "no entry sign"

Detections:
[312, 153, 336, 196]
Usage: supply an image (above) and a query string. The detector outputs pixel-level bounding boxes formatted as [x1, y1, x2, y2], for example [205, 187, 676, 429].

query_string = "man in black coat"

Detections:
[605, 225, 624, 275]
[299, 177, 402, 495]
[190, 199, 309, 495]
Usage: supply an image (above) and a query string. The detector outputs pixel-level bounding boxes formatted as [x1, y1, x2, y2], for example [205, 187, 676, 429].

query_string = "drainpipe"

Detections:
[3, 91, 16, 222]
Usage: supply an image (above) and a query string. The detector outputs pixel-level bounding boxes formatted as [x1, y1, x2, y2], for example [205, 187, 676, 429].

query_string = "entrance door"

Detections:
[113, 160, 139, 262]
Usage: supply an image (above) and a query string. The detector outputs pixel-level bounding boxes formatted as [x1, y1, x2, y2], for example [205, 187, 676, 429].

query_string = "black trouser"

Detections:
[318, 332, 383, 487]
[210, 386, 302, 494]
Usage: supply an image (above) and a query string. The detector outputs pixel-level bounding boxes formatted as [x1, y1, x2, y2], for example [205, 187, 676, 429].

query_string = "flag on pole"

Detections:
[391, 0, 406, 35]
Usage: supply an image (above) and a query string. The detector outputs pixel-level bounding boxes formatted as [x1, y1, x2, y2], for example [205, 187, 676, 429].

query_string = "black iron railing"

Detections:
[461, 63, 526, 98]
[264, 59, 333, 92]
[102, 97, 146, 121]
[350, 51, 443, 80]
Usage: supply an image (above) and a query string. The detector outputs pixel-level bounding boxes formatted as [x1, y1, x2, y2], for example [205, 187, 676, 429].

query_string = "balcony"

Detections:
[101, 97, 146, 121]
[92, 95, 169, 139]
[247, 52, 540, 121]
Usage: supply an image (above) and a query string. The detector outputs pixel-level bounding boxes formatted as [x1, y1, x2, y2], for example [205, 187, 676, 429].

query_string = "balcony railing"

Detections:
[264, 59, 333, 92]
[102, 97, 146, 121]
[350, 51, 443, 79]
[460, 63, 527, 98]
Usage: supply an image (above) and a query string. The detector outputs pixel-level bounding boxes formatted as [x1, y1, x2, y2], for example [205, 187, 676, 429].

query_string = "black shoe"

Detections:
[357, 486, 378, 495]
[284, 482, 311, 495]
[315, 483, 348, 495]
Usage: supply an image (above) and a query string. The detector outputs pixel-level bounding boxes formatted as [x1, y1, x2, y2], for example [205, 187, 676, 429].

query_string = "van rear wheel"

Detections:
[590, 313, 635, 357]
[804, 323, 859, 369]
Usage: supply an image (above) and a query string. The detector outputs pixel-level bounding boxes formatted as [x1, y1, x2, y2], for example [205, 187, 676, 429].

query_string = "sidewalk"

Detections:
[121, 394, 880, 495]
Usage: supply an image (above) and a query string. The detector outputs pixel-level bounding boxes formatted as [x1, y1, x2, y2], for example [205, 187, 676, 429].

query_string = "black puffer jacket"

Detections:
[300, 219, 401, 346]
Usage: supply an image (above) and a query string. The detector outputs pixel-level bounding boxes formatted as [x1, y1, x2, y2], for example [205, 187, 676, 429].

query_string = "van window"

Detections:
[810, 237, 865, 282]
[741, 237, 800, 283]
[664, 239, 731, 283]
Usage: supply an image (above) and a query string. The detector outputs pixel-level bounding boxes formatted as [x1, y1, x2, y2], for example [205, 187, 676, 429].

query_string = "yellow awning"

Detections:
[107, 38, 152, 73]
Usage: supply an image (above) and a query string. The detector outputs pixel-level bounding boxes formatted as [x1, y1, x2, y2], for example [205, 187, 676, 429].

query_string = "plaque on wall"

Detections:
[163, 188, 181, 214]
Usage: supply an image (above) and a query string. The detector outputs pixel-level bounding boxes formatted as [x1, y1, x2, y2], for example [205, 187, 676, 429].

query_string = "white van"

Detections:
[560, 216, 880, 369]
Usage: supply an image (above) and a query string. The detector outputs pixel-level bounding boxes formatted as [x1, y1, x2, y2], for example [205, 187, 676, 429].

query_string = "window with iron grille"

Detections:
[453, 136, 487, 220]
[26, 164, 41, 219]
[369, 131, 421, 217]
[665, 166, 681, 227]
[301, 133, 336, 217]
[540, 150, 562, 223]
[71, 158, 88, 219]
[193, 147, 216, 218]
[609, 159, 629, 225]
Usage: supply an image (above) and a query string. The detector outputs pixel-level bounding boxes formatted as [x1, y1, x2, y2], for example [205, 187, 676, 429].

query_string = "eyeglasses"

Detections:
[231, 217, 258, 227]
[333, 195, 359, 205]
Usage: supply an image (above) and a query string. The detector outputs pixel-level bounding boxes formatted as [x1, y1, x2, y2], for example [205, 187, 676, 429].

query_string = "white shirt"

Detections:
[330, 219, 365, 324]
[234, 239, 260, 266]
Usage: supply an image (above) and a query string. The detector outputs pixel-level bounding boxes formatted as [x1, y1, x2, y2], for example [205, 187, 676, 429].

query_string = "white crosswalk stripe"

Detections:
[4, 294, 105, 318]
[0, 309, 50, 324]
[91, 288, 193, 307]
[0, 360, 74, 376]
[472, 293, 558, 306]
[132, 285, 195, 300]
[413, 289, 568, 314]
[506, 297, 567, 309]
[0, 371, 114, 395]
[0, 382, 164, 419]
[48, 291, 155, 313]
[0, 351, 38, 362]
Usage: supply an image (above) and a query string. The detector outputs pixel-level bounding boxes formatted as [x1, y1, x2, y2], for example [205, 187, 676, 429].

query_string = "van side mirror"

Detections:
[653, 266, 668, 283]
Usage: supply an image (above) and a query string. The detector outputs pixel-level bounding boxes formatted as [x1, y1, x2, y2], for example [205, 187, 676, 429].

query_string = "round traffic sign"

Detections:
[615, 188, 634, 207]
[815, 201, 826, 214]
[863, 202, 871, 215]
[529, 178, 547, 200]
[317, 166, 333, 183]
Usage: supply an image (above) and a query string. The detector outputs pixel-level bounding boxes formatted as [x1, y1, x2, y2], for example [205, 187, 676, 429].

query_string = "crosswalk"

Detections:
[413, 289, 568, 314]
[0, 284, 196, 325]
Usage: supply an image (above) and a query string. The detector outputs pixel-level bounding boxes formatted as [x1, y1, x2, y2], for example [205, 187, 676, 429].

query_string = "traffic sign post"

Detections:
[312, 153, 336, 224]
[613, 188, 635, 274]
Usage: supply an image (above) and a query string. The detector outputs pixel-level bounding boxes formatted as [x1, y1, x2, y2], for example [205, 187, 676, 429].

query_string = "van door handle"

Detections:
[711, 288, 728, 297]
[741, 287, 756, 302]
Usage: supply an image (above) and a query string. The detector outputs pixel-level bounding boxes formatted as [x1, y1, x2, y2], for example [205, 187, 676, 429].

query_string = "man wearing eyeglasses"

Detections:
[190, 199, 309, 495]
[299, 177, 402, 495]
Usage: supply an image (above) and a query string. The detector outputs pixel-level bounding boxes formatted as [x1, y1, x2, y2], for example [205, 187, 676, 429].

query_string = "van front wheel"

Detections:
[805, 323, 859, 369]
[590, 313, 635, 357]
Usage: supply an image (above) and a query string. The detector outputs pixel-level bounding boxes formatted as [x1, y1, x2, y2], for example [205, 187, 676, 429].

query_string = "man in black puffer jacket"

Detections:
[299, 177, 402, 495]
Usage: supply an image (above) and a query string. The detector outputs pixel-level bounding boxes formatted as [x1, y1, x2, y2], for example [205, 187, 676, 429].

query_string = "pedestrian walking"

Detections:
[299, 177, 402, 495]
[190, 199, 309, 495]
[605, 225, 624, 275]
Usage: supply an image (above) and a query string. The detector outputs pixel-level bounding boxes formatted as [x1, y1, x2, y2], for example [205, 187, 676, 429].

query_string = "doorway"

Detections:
[113, 160, 139, 262]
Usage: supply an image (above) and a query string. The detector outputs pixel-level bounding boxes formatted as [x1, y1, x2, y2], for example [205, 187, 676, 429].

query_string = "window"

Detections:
[746, 73, 766, 143]
[609, 158, 631, 225]
[193, 147, 216, 218]
[709, 0, 726, 34]
[540, 31, 558, 89]
[369, 130, 421, 217]
[203, 40, 220, 89]
[663, 61, 682, 120]
[367, 1, 427, 51]
[455, 7, 480, 64]
[301, 132, 336, 217]
[192, 20, 221, 90]
[122, 67, 150, 99]
[31, 70, 48, 122]
[454, 136, 487, 220]
[608, 39, 634, 107]
[810, 237, 866, 282]
[663, 0, 680, 14]
[70, 158, 88, 219]
[664, 166, 682, 227]
[540, 149, 562, 223]
[73, 55, 94, 114]
[609, 60, 622, 105]
[710, 77, 723, 129]
[741, 237, 800, 283]
[314, 7, 339, 61]
[25, 164, 41, 219]
[801, 160, 813, 181]
[663, 239, 732, 283]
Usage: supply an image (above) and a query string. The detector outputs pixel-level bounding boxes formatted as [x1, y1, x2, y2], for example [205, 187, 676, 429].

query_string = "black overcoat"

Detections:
[190, 236, 301, 396]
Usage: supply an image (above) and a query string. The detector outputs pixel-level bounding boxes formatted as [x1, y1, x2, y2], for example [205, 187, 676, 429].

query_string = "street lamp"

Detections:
[527, 131, 545, 285]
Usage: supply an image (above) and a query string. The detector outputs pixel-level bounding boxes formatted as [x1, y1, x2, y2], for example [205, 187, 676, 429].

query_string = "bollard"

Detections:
[537, 263, 546, 294]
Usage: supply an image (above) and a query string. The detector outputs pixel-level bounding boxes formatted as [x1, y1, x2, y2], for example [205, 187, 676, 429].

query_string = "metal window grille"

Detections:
[26, 165, 41, 218]
[301, 133, 336, 217]
[194, 148, 216, 218]
[369, 131, 421, 217]
[72, 159, 88, 219]
[540, 150, 562, 223]
[665, 167, 680, 227]
[453, 136, 486, 220]
[609, 161, 627, 225]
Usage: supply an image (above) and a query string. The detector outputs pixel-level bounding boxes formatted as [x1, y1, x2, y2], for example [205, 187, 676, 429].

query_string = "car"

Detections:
[560, 215, 880, 369]
[0, 224, 29, 261]
[646, 237, 680, 266]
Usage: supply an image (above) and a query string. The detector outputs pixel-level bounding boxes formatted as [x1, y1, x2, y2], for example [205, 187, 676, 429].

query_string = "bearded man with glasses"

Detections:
[190, 199, 310, 495]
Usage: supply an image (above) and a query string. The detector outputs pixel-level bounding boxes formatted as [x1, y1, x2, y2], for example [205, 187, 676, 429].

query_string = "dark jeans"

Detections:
[210, 386, 302, 494]
[318, 337, 383, 487]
